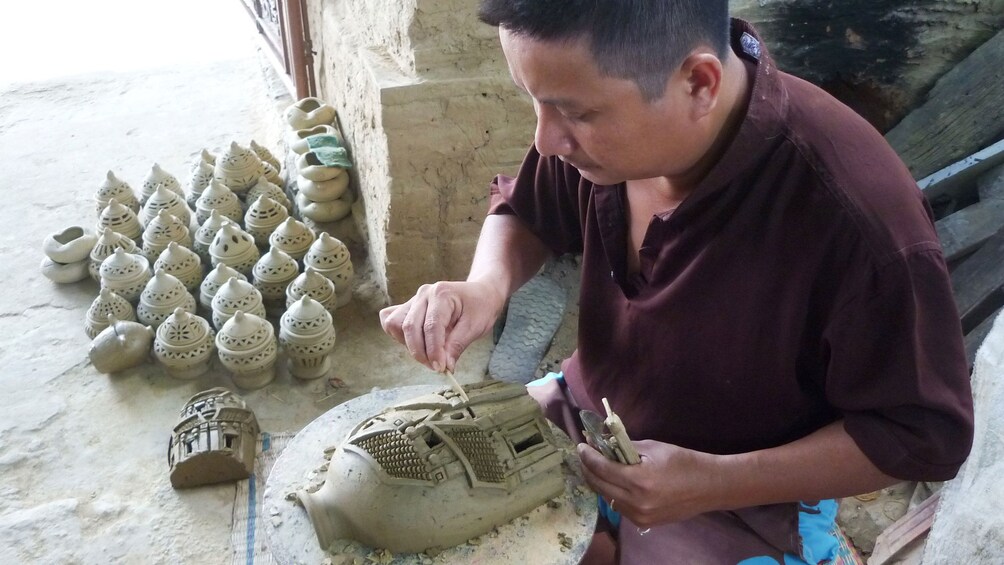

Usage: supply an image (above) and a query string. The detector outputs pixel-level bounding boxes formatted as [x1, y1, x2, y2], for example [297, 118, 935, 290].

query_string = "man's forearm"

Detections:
[467, 214, 551, 305]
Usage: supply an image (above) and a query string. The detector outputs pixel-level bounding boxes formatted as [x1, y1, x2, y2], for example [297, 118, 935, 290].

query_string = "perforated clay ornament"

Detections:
[211, 277, 266, 330]
[140, 163, 184, 205]
[216, 310, 277, 389]
[214, 141, 262, 196]
[209, 222, 260, 278]
[154, 241, 203, 293]
[252, 247, 299, 317]
[85, 288, 136, 339]
[140, 183, 191, 229]
[136, 269, 197, 329]
[244, 195, 289, 248]
[195, 179, 243, 226]
[97, 198, 143, 243]
[154, 307, 216, 380]
[285, 266, 336, 315]
[99, 248, 152, 304]
[199, 263, 247, 313]
[269, 217, 315, 263]
[168, 388, 259, 488]
[141, 209, 192, 263]
[89, 227, 138, 281]
[279, 295, 335, 380]
[95, 170, 139, 213]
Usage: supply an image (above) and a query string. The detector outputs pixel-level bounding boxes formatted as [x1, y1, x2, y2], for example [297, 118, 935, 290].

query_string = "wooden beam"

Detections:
[918, 138, 1004, 205]
[869, 493, 940, 565]
[950, 225, 1004, 334]
[936, 200, 1004, 263]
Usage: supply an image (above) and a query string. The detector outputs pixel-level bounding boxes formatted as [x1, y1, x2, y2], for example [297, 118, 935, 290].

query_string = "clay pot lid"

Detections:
[210, 223, 256, 260]
[157, 307, 211, 345]
[87, 288, 133, 322]
[288, 267, 335, 297]
[197, 180, 239, 207]
[247, 195, 289, 224]
[100, 248, 149, 279]
[96, 171, 134, 201]
[253, 248, 298, 282]
[306, 233, 349, 266]
[92, 227, 138, 257]
[214, 277, 260, 304]
[281, 295, 331, 332]
[143, 210, 188, 242]
[215, 141, 261, 172]
[218, 310, 272, 347]
[98, 198, 139, 223]
[154, 241, 200, 272]
[203, 263, 247, 287]
[141, 269, 189, 305]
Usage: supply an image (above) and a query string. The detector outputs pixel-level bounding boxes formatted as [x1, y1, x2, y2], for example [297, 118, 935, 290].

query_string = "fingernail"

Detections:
[432, 361, 442, 372]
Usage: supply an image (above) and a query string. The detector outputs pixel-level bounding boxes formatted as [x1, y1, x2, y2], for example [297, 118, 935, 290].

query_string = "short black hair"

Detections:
[479, 0, 730, 101]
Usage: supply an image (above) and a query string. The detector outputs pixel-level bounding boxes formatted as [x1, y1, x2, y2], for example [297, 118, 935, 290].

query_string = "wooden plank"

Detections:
[950, 225, 1004, 334]
[936, 200, 1004, 263]
[869, 493, 940, 565]
[978, 162, 1004, 202]
[886, 28, 1004, 180]
[918, 138, 1004, 205]
[965, 306, 1003, 368]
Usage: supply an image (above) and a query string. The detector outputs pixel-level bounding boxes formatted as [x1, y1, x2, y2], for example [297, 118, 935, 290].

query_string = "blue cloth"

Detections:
[737, 499, 839, 565]
[305, 135, 352, 168]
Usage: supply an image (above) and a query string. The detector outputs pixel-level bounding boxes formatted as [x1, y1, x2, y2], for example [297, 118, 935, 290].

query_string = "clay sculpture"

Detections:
[195, 180, 243, 226]
[285, 266, 336, 315]
[297, 380, 565, 553]
[252, 247, 299, 317]
[140, 163, 184, 205]
[209, 222, 260, 278]
[154, 307, 216, 380]
[211, 277, 266, 330]
[89, 227, 139, 281]
[199, 263, 247, 313]
[215, 310, 277, 389]
[88, 317, 155, 374]
[168, 388, 259, 488]
[284, 97, 337, 130]
[95, 171, 140, 213]
[97, 198, 143, 243]
[244, 195, 289, 248]
[279, 296, 335, 380]
[85, 288, 136, 339]
[140, 209, 192, 263]
[269, 217, 315, 263]
[303, 233, 353, 307]
[137, 269, 197, 329]
[153, 241, 203, 293]
[99, 248, 152, 304]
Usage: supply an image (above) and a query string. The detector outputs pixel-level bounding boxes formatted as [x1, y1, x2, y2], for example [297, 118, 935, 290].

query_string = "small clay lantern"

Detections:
[85, 288, 136, 339]
[89, 227, 139, 281]
[95, 170, 140, 214]
[279, 296, 336, 380]
[193, 211, 229, 266]
[250, 139, 281, 172]
[168, 388, 259, 488]
[252, 247, 299, 317]
[211, 277, 266, 330]
[209, 222, 260, 278]
[99, 248, 152, 304]
[140, 184, 191, 229]
[136, 269, 197, 329]
[154, 307, 216, 380]
[140, 163, 184, 205]
[244, 195, 289, 248]
[198, 148, 217, 167]
[269, 217, 315, 263]
[88, 317, 155, 374]
[260, 160, 283, 187]
[245, 177, 290, 213]
[153, 241, 203, 293]
[187, 159, 215, 210]
[304, 233, 354, 308]
[199, 263, 247, 313]
[97, 198, 143, 244]
[195, 180, 243, 226]
[141, 209, 192, 263]
[285, 266, 336, 316]
[214, 141, 262, 196]
[216, 311, 278, 389]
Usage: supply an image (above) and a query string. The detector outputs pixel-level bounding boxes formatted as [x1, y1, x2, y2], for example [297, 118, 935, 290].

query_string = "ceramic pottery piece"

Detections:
[286, 124, 339, 155]
[245, 177, 291, 213]
[211, 277, 266, 330]
[284, 97, 337, 130]
[298, 380, 565, 553]
[89, 227, 139, 281]
[285, 266, 336, 316]
[214, 141, 262, 196]
[298, 172, 349, 203]
[141, 209, 192, 263]
[260, 160, 283, 187]
[252, 247, 299, 317]
[193, 211, 229, 266]
[154, 307, 216, 380]
[199, 263, 247, 312]
[195, 180, 243, 226]
[198, 148, 217, 167]
[269, 217, 315, 263]
[88, 317, 155, 374]
[85, 288, 136, 339]
[244, 195, 289, 248]
[140, 184, 191, 229]
[279, 296, 335, 380]
[97, 198, 143, 243]
[95, 170, 140, 214]
[209, 222, 260, 278]
[250, 140, 281, 172]
[140, 163, 184, 205]
[296, 151, 345, 182]
[168, 388, 259, 488]
[186, 159, 215, 210]
[216, 311, 277, 389]
[40, 256, 90, 284]
[99, 248, 152, 303]
[154, 241, 203, 292]
[44, 226, 98, 264]
[296, 192, 352, 223]
[303, 233, 353, 307]
[137, 269, 197, 329]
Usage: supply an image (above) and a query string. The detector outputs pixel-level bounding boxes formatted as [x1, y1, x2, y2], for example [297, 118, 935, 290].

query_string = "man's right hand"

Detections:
[379, 279, 506, 374]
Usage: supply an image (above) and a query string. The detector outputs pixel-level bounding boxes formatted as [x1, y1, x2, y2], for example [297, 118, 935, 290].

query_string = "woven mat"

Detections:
[230, 432, 295, 565]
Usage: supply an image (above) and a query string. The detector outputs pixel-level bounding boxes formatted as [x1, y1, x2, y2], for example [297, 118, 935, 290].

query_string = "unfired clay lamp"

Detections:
[168, 388, 259, 488]
[214, 141, 262, 196]
[216, 310, 278, 389]
[95, 171, 140, 213]
[286, 124, 339, 155]
[140, 163, 184, 205]
[193, 211, 229, 266]
[89, 227, 138, 281]
[99, 248, 153, 304]
[137, 269, 197, 329]
[250, 140, 281, 172]
[260, 160, 283, 187]
[285, 97, 337, 130]
[195, 180, 243, 226]
[209, 222, 260, 278]
[199, 263, 247, 313]
[198, 148, 217, 167]
[286, 266, 336, 315]
[97, 198, 143, 243]
[44, 226, 98, 264]
[88, 317, 154, 374]
[245, 195, 289, 248]
[154, 307, 215, 380]
[279, 296, 335, 380]
[187, 160, 215, 210]
[245, 177, 291, 213]
[297, 380, 565, 553]
[211, 277, 266, 330]
[141, 209, 192, 263]
[153, 241, 203, 292]
[303, 233, 353, 307]
[85, 288, 136, 339]
[296, 192, 352, 224]
[252, 247, 299, 317]
[269, 217, 315, 263]
[140, 184, 191, 229]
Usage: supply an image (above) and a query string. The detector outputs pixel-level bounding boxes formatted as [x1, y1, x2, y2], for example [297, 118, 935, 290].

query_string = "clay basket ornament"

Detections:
[88, 316, 155, 374]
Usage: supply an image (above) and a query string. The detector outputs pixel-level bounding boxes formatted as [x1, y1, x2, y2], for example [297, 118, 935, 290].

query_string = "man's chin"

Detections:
[574, 166, 619, 186]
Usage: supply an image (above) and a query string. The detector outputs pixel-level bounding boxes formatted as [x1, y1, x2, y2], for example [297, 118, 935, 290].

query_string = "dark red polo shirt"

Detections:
[488, 21, 973, 481]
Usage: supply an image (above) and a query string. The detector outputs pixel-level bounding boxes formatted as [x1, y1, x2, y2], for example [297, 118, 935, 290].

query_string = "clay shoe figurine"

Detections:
[141, 209, 192, 263]
[296, 193, 352, 224]
[199, 263, 247, 313]
[279, 295, 336, 380]
[298, 169, 349, 203]
[140, 163, 184, 205]
[85, 288, 136, 339]
[252, 247, 299, 317]
[137, 269, 197, 329]
[244, 195, 289, 248]
[193, 211, 230, 266]
[195, 180, 243, 226]
[285, 266, 336, 316]
[88, 317, 155, 374]
[269, 217, 315, 264]
[154, 241, 203, 293]
[99, 248, 152, 304]
[250, 140, 281, 172]
[89, 227, 139, 281]
[296, 151, 345, 182]
[284, 97, 337, 130]
[286, 124, 339, 155]
[140, 184, 191, 229]
[214, 141, 263, 196]
[154, 307, 216, 380]
[41, 226, 98, 284]
[245, 177, 291, 213]
[40, 254, 90, 284]
[95, 171, 140, 214]
[186, 159, 215, 210]
[209, 222, 260, 278]
[211, 277, 266, 330]
[97, 198, 143, 244]
[216, 310, 277, 389]
[304, 233, 353, 307]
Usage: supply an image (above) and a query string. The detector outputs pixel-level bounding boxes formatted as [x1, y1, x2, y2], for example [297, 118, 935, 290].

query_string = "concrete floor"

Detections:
[0, 1, 492, 562]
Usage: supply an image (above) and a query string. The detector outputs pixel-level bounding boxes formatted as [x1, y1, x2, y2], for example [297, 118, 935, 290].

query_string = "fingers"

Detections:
[577, 443, 631, 507]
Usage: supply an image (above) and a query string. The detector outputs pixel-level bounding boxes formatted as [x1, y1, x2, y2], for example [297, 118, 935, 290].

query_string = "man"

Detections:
[380, 1, 974, 562]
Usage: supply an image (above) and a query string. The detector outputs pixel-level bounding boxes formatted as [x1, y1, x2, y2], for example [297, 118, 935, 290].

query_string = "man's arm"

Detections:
[577, 420, 898, 527]
[380, 213, 551, 373]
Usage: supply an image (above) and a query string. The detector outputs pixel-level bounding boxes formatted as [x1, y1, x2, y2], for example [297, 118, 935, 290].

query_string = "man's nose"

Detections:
[534, 105, 573, 158]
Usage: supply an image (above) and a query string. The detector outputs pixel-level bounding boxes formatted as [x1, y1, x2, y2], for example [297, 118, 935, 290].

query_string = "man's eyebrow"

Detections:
[539, 97, 585, 110]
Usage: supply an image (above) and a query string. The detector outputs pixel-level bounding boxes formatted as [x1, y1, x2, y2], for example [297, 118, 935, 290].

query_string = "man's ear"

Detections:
[680, 52, 724, 118]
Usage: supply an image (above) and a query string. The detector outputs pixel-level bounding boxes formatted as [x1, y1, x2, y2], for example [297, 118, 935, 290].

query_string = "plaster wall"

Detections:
[305, 0, 535, 302]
